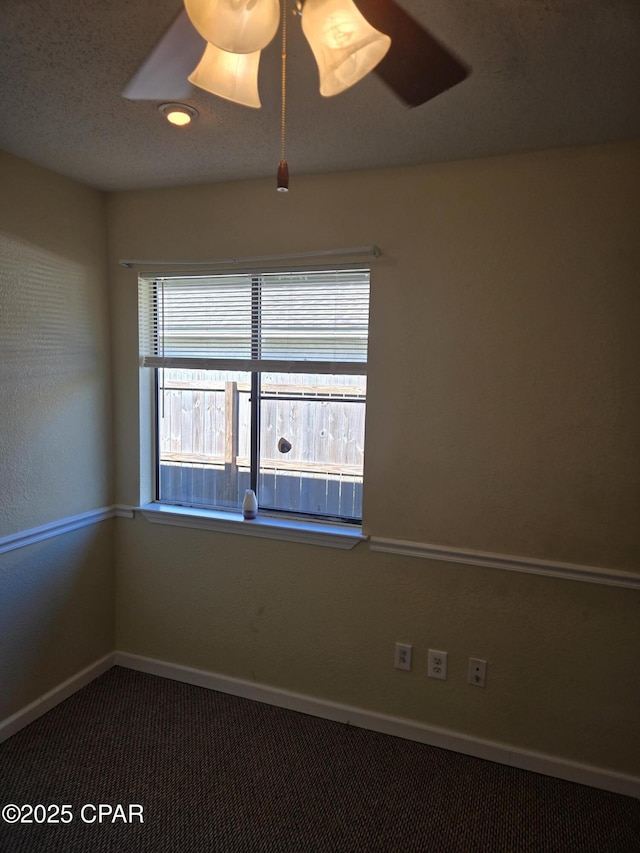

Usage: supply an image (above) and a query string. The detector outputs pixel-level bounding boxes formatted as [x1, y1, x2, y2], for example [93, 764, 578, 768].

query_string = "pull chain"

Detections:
[276, 0, 289, 191]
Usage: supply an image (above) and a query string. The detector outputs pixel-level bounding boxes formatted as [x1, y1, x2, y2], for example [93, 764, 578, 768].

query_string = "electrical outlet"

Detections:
[394, 642, 413, 671]
[427, 649, 447, 680]
[468, 658, 487, 687]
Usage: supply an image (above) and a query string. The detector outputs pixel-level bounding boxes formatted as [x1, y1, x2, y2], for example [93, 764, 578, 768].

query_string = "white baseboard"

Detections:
[2, 651, 637, 800]
[0, 653, 115, 743]
[114, 651, 640, 801]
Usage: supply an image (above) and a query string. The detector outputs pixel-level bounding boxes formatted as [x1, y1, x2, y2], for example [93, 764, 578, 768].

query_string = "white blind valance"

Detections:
[139, 268, 370, 374]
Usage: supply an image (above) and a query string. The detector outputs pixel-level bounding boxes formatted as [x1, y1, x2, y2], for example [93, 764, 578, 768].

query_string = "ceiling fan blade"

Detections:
[123, 10, 205, 101]
[355, 0, 469, 107]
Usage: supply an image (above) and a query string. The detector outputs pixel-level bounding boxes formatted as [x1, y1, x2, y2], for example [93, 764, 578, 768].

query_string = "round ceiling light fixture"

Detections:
[158, 103, 199, 126]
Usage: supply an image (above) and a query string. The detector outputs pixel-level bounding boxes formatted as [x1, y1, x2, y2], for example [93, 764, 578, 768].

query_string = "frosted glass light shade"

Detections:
[302, 0, 391, 96]
[184, 0, 280, 54]
[189, 43, 262, 108]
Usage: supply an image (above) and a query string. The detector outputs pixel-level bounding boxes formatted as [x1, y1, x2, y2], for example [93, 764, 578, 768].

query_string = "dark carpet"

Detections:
[0, 666, 638, 852]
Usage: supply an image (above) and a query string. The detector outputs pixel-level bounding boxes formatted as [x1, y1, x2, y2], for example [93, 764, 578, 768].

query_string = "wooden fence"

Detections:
[158, 370, 365, 518]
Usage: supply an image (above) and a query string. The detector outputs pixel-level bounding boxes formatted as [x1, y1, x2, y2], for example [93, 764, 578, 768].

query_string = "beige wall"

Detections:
[110, 141, 640, 571]
[2, 141, 638, 777]
[0, 152, 114, 719]
[109, 141, 640, 776]
[115, 518, 639, 773]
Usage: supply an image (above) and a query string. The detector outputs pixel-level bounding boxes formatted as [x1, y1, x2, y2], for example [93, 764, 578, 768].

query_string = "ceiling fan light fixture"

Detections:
[184, 0, 280, 54]
[302, 0, 391, 96]
[189, 43, 262, 108]
[159, 103, 199, 125]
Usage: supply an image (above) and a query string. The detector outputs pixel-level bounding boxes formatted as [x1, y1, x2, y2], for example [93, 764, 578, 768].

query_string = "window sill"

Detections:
[138, 503, 366, 550]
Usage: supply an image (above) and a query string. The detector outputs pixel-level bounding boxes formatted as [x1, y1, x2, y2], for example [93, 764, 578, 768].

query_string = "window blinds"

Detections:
[138, 268, 370, 374]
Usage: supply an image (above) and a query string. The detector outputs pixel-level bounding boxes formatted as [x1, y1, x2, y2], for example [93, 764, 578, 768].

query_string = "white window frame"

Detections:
[137, 266, 370, 549]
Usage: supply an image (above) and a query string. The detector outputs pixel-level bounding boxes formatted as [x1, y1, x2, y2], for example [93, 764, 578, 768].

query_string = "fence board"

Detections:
[158, 370, 365, 517]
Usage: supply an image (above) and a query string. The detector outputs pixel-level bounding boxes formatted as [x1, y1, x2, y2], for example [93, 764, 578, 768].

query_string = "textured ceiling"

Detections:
[0, 0, 639, 192]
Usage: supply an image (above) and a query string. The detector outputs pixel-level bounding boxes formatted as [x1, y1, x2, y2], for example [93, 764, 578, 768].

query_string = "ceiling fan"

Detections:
[124, 0, 468, 107]
[123, 0, 468, 188]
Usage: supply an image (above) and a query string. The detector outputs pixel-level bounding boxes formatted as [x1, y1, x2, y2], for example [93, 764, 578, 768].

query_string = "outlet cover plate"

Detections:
[468, 658, 487, 687]
[428, 649, 447, 680]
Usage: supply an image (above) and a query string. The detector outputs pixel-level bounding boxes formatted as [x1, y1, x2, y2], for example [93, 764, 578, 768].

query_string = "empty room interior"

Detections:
[1, 0, 639, 847]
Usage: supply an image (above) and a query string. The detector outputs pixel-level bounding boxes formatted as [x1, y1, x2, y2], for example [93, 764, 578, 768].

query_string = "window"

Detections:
[139, 268, 369, 523]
